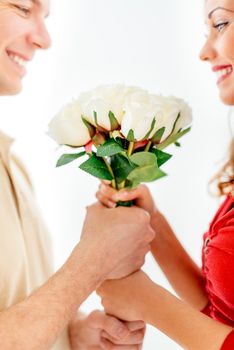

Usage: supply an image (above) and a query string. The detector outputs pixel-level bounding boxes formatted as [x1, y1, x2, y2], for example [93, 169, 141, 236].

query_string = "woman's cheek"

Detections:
[220, 30, 234, 63]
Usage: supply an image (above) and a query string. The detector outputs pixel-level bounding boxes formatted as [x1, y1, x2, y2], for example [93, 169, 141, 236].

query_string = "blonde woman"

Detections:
[0, 1, 154, 349]
[97, 0, 234, 348]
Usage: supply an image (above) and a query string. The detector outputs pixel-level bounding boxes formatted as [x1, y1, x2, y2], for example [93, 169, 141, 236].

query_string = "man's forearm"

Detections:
[0, 243, 102, 350]
[151, 212, 208, 310]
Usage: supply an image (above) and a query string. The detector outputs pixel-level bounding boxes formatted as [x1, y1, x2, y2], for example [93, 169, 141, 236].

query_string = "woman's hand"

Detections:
[97, 271, 154, 322]
[96, 182, 158, 216]
[69, 310, 146, 349]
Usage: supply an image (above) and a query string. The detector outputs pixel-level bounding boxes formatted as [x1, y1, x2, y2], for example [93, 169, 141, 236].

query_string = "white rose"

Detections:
[48, 101, 92, 147]
[169, 96, 192, 133]
[121, 90, 158, 141]
[149, 95, 181, 142]
[79, 85, 124, 130]
[79, 84, 144, 131]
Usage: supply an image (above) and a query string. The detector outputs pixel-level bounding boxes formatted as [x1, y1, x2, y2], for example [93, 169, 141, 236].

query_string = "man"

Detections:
[0, 1, 154, 348]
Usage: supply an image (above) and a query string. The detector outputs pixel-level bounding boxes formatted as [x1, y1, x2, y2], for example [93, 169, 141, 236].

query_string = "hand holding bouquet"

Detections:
[48, 85, 192, 206]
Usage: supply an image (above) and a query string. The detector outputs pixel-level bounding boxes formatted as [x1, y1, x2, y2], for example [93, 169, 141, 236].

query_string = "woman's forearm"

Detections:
[0, 243, 102, 350]
[151, 212, 208, 310]
[142, 283, 232, 350]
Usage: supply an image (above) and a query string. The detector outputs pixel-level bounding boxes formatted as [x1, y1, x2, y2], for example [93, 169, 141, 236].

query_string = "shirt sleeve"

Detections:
[220, 330, 234, 349]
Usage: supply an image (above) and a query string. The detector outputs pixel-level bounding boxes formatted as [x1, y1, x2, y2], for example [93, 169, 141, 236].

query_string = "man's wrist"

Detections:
[68, 239, 107, 292]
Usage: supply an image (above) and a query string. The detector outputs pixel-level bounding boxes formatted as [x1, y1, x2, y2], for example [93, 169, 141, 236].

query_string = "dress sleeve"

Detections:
[220, 330, 234, 349]
[206, 214, 234, 310]
[200, 302, 211, 316]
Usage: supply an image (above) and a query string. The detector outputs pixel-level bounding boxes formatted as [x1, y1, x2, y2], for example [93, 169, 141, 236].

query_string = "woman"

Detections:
[97, 0, 234, 348]
[0, 1, 152, 349]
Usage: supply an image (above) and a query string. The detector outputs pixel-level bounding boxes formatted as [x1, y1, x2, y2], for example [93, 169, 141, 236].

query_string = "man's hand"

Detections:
[80, 203, 155, 282]
[69, 310, 146, 349]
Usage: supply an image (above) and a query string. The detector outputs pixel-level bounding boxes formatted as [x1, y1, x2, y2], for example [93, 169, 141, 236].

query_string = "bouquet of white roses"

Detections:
[48, 84, 192, 206]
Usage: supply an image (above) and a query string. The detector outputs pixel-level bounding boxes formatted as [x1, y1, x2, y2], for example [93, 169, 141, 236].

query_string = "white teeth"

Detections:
[216, 67, 233, 79]
[8, 53, 27, 67]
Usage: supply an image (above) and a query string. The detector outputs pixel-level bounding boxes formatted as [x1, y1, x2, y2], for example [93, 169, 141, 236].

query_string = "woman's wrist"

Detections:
[150, 209, 167, 242]
[137, 278, 157, 323]
[150, 208, 165, 225]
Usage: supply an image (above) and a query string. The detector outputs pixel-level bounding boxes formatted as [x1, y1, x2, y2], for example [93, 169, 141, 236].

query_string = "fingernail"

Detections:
[108, 201, 116, 208]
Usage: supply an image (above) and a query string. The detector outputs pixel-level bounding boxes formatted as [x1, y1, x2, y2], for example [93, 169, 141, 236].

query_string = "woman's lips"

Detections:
[212, 65, 233, 85]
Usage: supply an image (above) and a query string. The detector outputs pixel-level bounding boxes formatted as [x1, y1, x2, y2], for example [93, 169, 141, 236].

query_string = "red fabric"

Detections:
[220, 330, 234, 350]
[201, 194, 234, 348]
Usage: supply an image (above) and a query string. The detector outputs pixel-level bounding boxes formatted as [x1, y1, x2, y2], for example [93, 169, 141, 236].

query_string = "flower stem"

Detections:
[102, 157, 116, 189]
[145, 140, 152, 152]
[118, 181, 125, 190]
[127, 141, 134, 157]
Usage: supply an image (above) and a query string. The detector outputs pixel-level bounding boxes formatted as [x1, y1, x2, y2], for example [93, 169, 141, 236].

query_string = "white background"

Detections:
[0, 0, 233, 348]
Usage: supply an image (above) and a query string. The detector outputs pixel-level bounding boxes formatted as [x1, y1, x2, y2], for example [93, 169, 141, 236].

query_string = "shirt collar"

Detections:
[0, 129, 15, 155]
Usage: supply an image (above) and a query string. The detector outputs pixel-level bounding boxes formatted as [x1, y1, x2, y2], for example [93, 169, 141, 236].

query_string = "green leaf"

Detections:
[151, 127, 165, 143]
[124, 180, 140, 190]
[127, 152, 166, 183]
[143, 117, 156, 140]
[93, 111, 109, 133]
[81, 116, 96, 137]
[92, 133, 106, 147]
[156, 126, 191, 150]
[111, 154, 137, 183]
[93, 111, 98, 125]
[171, 113, 181, 134]
[108, 111, 119, 130]
[79, 155, 113, 180]
[56, 152, 86, 167]
[150, 148, 172, 167]
[126, 129, 135, 142]
[111, 130, 124, 140]
[96, 138, 124, 157]
[175, 142, 181, 147]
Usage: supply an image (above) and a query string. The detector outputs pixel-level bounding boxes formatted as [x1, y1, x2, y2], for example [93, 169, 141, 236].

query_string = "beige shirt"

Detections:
[0, 130, 70, 349]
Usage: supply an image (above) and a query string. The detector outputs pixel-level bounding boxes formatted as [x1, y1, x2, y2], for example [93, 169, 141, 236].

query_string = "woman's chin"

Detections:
[219, 90, 234, 106]
[1, 83, 23, 96]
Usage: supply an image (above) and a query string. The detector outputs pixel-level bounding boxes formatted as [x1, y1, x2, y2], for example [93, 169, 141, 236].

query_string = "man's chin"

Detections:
[0, 83, 23, 96]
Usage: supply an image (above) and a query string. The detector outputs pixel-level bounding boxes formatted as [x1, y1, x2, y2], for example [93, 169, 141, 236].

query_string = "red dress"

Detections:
[201, 194, 234, 349]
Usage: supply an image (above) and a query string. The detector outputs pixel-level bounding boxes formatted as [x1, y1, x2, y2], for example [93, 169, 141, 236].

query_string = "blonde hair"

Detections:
[211, 139, 234, 197]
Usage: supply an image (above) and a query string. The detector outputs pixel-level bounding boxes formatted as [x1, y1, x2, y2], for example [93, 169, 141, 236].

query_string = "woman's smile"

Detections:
[212, 64, 233, 84]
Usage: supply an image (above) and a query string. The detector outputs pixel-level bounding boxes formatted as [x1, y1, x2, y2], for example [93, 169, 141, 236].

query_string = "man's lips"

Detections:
[5, 50, 31, 77]
[6, 50, 32, 61]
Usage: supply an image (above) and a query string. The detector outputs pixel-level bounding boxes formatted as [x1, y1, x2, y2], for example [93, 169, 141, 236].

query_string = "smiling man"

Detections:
[0, 1, 152, 349]
[0, 0, 51, 94]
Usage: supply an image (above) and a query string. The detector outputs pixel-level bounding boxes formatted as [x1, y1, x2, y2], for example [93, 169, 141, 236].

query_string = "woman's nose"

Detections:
[199, 37, 216, 62]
